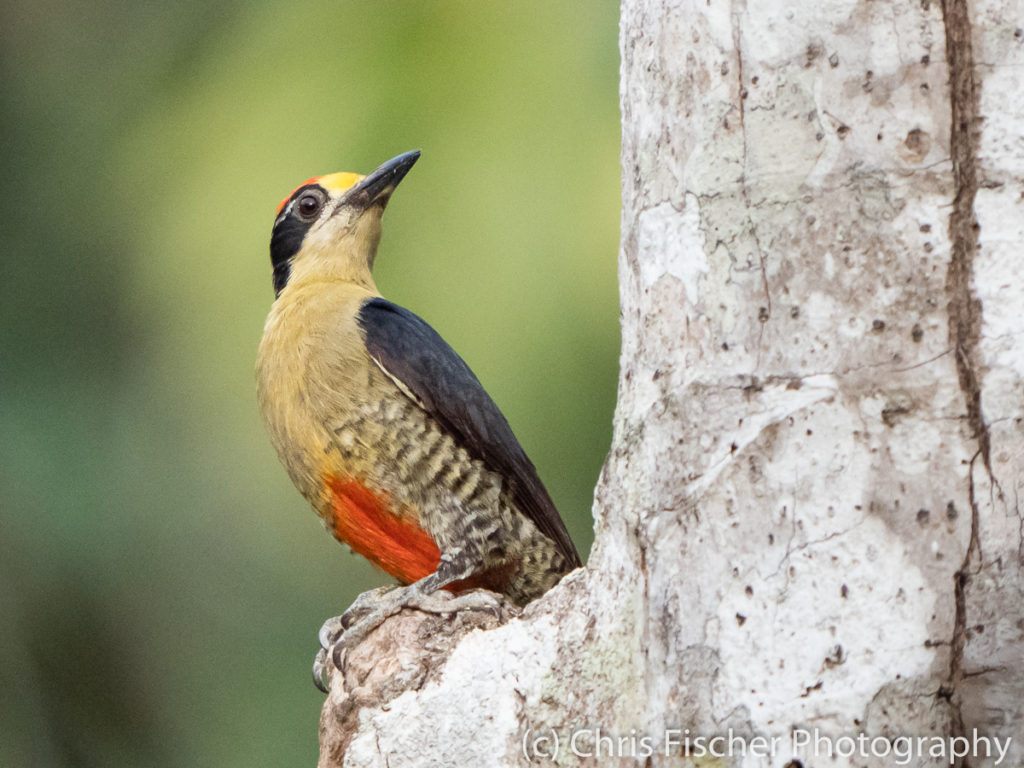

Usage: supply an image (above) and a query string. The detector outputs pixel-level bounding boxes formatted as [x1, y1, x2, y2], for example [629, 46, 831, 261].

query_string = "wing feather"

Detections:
[357, 298, 581, 568]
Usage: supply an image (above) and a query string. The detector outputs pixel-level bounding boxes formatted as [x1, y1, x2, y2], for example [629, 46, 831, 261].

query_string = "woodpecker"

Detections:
[256, 151, 580, 688]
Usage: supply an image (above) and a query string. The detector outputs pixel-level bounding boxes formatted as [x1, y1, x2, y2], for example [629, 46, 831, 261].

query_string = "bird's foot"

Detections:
[318, 586, 396, 645]
[329, 586, 505, 666]
[313, 586, 395, 692]
[312, 586, 504, 692]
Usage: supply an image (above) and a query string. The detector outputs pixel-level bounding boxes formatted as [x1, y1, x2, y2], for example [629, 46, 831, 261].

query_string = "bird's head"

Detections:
[269, 150, 420, 297]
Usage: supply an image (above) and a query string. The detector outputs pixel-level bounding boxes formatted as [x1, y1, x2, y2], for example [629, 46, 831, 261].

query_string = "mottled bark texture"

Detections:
[318, 1, 1024, 765]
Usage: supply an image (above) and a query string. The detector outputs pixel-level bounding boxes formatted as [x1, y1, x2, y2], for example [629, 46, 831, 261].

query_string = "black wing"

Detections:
[358, 297, 581, 568]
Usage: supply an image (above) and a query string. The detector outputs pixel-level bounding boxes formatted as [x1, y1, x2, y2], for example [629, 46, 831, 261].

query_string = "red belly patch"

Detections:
[326, 475, 441, 585]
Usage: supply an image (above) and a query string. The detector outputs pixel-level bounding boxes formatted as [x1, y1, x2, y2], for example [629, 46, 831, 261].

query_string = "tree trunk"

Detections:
[318, 0, 1024, 765]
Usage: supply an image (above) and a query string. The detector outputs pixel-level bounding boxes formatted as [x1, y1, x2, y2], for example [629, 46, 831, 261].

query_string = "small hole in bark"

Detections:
[824, 644, 846, 668]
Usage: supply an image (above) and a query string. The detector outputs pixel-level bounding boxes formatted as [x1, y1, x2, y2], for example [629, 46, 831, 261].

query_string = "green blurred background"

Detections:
[0, 1, 620, 765]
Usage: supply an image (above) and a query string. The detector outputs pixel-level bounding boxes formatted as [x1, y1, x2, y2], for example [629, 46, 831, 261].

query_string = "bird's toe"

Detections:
[407, 587, 504, 616]
[312, 647, 332, 693]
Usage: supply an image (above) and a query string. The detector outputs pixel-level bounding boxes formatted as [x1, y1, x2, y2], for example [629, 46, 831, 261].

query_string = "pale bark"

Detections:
[318, 1, 1024, 766]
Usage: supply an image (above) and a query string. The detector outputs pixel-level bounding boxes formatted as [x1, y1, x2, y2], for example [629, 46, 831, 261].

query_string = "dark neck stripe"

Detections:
[269, 185, 321, 296]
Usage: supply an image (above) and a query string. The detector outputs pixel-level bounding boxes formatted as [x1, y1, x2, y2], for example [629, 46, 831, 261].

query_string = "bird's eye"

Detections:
[297, 193, 323, 219]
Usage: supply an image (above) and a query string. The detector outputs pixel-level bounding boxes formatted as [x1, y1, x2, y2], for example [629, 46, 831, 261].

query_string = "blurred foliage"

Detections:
[0, 1, 620, 765]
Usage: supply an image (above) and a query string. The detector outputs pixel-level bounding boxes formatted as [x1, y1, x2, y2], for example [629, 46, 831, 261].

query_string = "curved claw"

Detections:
[312, 647, 331, 694]
[318, 615, 345, 651]
[331, 637, 350, 671]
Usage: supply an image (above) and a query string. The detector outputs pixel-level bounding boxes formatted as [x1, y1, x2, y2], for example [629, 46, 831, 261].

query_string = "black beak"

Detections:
[346, 150, 421, 209]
